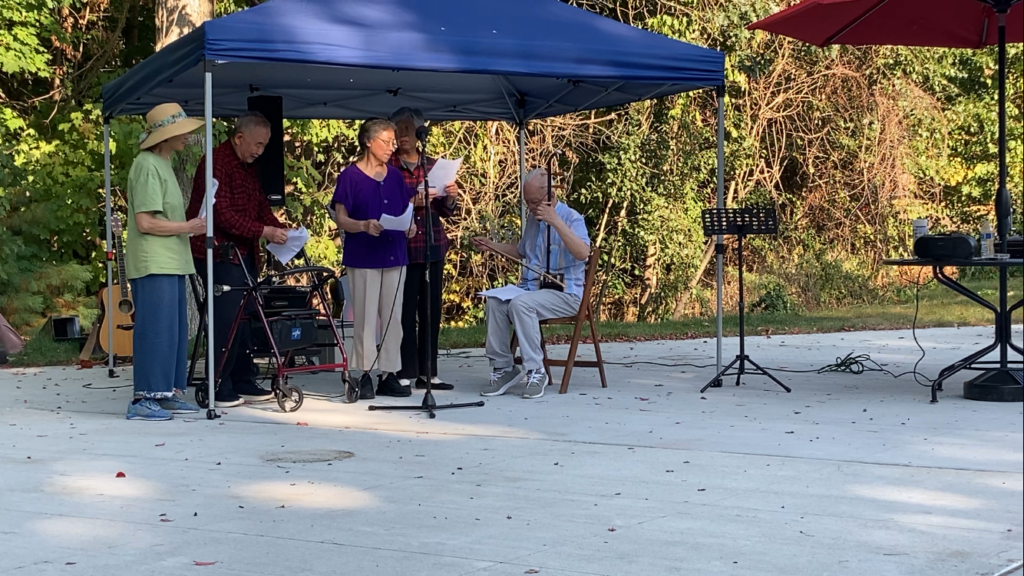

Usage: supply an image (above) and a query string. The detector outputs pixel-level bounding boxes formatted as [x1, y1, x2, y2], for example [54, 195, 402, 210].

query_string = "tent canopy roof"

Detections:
[102, 0, 724, 121]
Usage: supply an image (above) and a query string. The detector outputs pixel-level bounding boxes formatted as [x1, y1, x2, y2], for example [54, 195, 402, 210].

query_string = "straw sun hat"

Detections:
[138, 103, 204, 150]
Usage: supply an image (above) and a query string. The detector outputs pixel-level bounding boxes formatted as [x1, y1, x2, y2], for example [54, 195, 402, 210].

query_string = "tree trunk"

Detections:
[155, 0, 214, 50]
[156, 0, 214, 338]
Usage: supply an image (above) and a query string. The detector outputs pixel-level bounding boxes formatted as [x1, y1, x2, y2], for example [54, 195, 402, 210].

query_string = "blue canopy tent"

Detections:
[100, 0, 727, 411]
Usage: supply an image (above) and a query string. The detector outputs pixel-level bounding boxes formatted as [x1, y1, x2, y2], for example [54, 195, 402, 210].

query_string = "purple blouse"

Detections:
[332, 164, 416, 269]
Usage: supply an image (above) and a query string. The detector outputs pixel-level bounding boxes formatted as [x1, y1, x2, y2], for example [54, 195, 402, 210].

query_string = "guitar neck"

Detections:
[114, 229, 129, 298]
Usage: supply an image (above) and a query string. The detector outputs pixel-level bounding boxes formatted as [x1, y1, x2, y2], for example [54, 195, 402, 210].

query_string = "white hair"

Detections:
[523, 168, 549, 193]
[389, 107, 425, 128]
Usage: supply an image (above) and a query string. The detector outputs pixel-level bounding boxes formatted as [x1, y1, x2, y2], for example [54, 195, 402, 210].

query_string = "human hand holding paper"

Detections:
[419, 157, 462, 196]
[266, 226, 310, 265]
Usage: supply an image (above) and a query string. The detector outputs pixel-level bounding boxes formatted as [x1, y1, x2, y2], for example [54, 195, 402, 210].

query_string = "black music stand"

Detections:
[701, 207, 791, 394]
[368, 128, 484, 418]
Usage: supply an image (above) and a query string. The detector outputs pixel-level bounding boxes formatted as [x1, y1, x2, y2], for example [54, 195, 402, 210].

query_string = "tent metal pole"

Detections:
[204, 68, 217, 420]
[519, 122, 527, 231]
[103, 121, 116, 378]
[715, 85, 726, 375]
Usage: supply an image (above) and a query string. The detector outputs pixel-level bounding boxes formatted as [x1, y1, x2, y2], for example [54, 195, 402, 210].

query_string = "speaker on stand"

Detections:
[247, 95, 285, 208]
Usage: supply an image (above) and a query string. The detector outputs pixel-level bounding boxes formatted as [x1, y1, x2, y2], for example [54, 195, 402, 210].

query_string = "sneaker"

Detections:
[234, 381, 273, 399]
[158, 395, 200, 414]
[415, 377, 454, 391]
[358, 373, 376, 400]
[480, 367, 523, 397]
[521, 370, 549, 399]
[214, 392, 245, 408]
[377, 372, 412, 397]
[126, 399, 173, 421]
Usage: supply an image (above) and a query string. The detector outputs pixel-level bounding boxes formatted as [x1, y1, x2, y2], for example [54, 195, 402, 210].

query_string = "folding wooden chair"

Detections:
[512, 249, 608, 394]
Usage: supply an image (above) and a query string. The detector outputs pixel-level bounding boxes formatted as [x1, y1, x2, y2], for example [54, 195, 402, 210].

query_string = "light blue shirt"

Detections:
[517, 202, 591, 299]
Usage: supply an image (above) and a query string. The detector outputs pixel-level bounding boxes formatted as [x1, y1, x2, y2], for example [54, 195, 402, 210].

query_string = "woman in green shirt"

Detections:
[125, 103, 206, 421]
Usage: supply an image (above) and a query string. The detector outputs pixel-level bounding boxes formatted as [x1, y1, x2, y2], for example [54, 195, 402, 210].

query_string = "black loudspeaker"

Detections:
[914, 233, 977, 261]
[247, 95, 285, 207]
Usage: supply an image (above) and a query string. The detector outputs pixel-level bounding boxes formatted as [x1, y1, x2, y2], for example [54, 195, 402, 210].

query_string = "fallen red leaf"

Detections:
[115, 472, 126, 478]
[155, 443, 165, 447]
[160, 518, 174, 523]
[193, 561, 217, 566]
[638, 397, 649, 401]
[607, 527, 617, 532]
[296, 422, 308, 427]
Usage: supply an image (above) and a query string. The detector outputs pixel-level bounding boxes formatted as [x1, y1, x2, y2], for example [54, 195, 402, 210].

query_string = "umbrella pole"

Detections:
[519, 122, 527, 232]
[715, 85, 726, 378]
[204, 65, 218, 421]
[995, 9, 1010, 249]
[103, 122, 116, 378]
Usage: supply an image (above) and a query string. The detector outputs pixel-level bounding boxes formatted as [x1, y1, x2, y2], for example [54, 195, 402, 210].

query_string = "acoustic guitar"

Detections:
[96, 214, 134, 358]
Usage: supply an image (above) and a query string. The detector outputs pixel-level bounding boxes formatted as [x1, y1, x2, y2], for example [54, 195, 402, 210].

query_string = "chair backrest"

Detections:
[577, 249, 601, 317]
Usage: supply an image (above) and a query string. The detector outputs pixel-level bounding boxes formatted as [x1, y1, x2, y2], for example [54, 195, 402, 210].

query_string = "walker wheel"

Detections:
[342, 374, 359, 404]
[195, 385, 209, 409]
[276, 382, 303, 413]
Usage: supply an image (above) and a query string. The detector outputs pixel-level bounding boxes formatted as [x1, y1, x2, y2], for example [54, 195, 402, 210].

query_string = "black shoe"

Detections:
[415, 377, 454, 391]
[377, 373, 412, 397]
[358, 373, 376, 400]
[234, 380, 273, 399]
[214, 391, 244, 408]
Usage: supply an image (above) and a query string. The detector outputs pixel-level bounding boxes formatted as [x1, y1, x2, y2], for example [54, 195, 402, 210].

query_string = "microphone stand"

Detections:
[368, 127, 484, 418]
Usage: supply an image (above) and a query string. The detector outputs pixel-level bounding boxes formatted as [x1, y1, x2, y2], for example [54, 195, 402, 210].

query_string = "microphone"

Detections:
[415, 125, 431, 142]
[212, 285, 232, 296]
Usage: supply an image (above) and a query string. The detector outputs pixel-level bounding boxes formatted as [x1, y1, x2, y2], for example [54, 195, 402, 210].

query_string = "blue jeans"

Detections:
[131, 274, 188, 399]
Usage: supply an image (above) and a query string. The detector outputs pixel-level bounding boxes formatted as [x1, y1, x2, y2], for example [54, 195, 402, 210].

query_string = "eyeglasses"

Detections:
[376, 137, 397, 149]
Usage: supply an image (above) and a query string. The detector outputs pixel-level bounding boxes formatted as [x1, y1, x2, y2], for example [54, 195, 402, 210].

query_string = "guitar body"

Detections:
[95, 214, 135, 358]
[96, 285, 134, 357]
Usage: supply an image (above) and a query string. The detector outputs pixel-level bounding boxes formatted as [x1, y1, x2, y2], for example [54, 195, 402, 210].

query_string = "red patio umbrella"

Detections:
[749, 0, 1022, 246]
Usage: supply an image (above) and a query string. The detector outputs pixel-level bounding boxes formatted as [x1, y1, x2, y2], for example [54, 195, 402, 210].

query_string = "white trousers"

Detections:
[348, 266, 406, 373]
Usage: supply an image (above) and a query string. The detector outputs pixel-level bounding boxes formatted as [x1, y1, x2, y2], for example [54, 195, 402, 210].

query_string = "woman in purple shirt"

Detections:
[332, 118, 417, 400]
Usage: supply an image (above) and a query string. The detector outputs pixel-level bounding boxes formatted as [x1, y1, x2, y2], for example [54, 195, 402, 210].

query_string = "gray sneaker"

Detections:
[521, 370, 549, 399]
[480, 367, 523, 397]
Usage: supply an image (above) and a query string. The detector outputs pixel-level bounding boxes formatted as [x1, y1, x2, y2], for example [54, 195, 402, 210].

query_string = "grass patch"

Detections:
[438, 279, 1022, 350]
[5, 337, 81, 368]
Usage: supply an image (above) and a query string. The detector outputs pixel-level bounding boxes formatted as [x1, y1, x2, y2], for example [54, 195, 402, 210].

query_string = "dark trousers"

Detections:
[398, 260, 442, 380]
[195, 256, 256, 396]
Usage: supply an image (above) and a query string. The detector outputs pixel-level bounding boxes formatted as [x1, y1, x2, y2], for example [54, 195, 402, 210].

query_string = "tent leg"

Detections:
[518, 122, 527, 232]
[103, 122, 117, 378]
[715, 85, 726, 380]
[204, 68, 218, 421]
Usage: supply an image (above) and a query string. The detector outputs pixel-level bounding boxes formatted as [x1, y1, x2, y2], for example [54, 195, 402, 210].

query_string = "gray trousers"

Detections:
[486, 291, 581, 372]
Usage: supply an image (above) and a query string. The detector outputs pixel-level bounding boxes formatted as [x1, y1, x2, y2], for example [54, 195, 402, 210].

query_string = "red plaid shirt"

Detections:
[186, 141, 282, 268]
[389, 153, 457, 263]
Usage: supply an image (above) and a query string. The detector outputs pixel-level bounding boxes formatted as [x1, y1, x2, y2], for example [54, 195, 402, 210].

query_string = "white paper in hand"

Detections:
[266, 226, 310, 265]
[420, 157, 462, 196]
[379, 203, 414, 231]
[197, 178, 219, 220]
[477, 285, 527, 301]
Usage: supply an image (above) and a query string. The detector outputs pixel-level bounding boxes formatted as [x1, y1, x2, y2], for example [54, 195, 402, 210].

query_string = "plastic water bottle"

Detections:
[980, 220, 994, 258]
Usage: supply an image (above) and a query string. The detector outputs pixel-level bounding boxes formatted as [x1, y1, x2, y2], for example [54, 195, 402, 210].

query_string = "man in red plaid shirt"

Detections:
[389, 108, 460, 391]
[185, 112, 291, 407]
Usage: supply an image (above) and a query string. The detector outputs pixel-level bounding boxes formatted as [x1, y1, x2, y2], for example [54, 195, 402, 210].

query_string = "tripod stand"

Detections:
[368, 126, 483, 418]
[701, 207, 791, 394]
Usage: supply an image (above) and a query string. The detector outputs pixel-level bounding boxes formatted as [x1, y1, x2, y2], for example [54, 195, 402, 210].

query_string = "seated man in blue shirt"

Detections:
[471, 168, 591, 399]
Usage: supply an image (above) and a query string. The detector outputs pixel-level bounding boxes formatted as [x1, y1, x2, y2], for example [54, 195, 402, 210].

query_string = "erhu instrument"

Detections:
[540, 152, 567, 291]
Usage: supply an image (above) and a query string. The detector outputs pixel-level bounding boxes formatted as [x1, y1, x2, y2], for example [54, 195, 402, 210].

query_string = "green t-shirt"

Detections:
[125, 151, 195, 279]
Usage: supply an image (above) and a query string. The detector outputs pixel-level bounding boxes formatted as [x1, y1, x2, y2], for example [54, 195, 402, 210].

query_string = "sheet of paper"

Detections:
[266, 226, 310, 265]
[379, 203, 413, 231]
[419, 157, 462, 196]
[477, 284, 528, 301]
[197, 178, 219, 220]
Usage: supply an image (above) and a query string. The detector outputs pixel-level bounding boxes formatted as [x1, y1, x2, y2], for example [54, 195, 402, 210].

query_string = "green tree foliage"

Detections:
[2, 0, 1021, 332]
